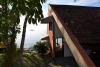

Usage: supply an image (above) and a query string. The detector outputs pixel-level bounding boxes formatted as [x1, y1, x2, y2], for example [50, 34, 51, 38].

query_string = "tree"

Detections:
[0, 1, 20, 67]
[0, 0, 46, 66]
[18, 0, 46, 66]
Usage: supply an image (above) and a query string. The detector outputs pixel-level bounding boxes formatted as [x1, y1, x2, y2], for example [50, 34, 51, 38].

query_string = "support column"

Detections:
[52, 17, 56, 58]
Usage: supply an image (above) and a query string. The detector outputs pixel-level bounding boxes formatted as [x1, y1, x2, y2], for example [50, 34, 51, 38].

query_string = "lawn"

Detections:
[22, 52, 60, 67]
[0, 52, 60, 67]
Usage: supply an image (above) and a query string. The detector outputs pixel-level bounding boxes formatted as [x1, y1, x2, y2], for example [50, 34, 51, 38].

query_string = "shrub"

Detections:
[33, 41, 48, 56]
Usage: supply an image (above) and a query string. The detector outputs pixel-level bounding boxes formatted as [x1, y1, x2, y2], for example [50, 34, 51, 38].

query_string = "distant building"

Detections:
[41, 4, 100, 67]
[24, 48, 30, 53]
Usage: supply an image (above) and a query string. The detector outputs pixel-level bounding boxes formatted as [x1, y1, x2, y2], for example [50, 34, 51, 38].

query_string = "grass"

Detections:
[23, 52, 60, 67]
[0, 52, 60, 67]
[0, 54, 4, 67]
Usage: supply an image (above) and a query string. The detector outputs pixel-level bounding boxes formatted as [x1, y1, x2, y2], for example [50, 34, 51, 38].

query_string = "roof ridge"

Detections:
[49, 4, 100, 8]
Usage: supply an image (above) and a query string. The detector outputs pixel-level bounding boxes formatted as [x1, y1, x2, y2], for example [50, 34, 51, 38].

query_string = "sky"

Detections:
[42, 0, 100, 17]
[16, 0, 100, 48]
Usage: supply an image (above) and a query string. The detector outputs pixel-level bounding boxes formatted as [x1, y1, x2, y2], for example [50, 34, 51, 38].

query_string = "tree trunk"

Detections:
[18, 15, 29, 67]
[3, 2, 9, 46]
[3, 23, 16, 67]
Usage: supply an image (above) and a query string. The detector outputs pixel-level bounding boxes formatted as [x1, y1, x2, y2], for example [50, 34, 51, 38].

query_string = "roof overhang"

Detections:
[41, 35, 49, 40]
[41, 16, 53, 24]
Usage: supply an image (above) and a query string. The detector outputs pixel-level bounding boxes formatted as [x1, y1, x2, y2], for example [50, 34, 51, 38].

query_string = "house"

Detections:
[41, 4, 100, 67]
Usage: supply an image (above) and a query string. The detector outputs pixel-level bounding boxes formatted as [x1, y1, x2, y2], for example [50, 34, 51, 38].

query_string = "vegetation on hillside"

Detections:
[32, 41, 49, 56]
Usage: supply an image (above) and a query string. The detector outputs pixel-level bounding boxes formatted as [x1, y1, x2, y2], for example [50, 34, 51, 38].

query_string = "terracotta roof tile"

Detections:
[50, 5, 100, 43]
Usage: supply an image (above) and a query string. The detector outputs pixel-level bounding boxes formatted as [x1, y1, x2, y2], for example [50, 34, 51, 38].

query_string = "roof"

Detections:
[41, 35, 49, 40]
[41, 16, 53, 23]
[50, 5, 100, 43]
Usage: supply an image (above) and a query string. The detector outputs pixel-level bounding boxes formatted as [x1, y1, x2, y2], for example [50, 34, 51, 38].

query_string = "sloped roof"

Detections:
[50, 5, 100, 43]
[41, 35, 49, 40]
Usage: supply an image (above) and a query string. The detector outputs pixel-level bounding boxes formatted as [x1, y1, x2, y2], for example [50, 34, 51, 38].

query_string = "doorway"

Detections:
[55, 37, 64, 57]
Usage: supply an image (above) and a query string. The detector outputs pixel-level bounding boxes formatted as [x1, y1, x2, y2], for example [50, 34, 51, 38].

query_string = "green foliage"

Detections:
[9, 0, 46, 24]
[0, 35, 2, 42]
[19, 0, 46, 66]
[0, 0, 46, 66]
[33, 41, 48, 56]
[0, 1, 20, 44]
[0, 1, 21, 67]
[3, 43, 17, 67]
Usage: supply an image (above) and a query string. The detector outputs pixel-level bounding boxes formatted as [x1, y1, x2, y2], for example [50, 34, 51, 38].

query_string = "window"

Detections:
[55, 38, 63, 47]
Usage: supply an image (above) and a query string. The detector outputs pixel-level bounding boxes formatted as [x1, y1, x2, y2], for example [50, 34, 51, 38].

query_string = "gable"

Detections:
[50, 5, 100, 43]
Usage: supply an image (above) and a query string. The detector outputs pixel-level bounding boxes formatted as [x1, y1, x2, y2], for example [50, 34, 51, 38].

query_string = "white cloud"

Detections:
[43, 9, 48, 17]
[44, 0, 100, 7]
[42, 0, 75, 18]
[68, 0, 100, 7]
[46, 0, 70, 4]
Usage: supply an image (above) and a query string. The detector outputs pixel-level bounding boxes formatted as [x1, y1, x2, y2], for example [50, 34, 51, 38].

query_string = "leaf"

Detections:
[17, 17, 20, 24]
[40, 0, 46, 3]
[28, 16, 32, 24]
[38, 16, 42, 22]
[25, 7, 30, 14]
[32, 18, 36, 24]
[19, 4, 26, 15]
[30, 10, 34, 16]
[41, 14, 43, 18]
[37, 3, 42, 9]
